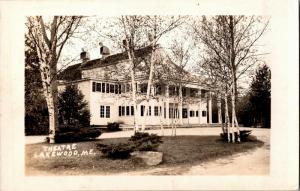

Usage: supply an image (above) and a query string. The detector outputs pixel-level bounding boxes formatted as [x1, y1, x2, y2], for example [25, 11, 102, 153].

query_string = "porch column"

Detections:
[217, 92, 222, 124]
[208, 91, 212, 124]
[165, 85, 170, 125]
[198, 88, 202, 124]
[179, 86, 183, 125]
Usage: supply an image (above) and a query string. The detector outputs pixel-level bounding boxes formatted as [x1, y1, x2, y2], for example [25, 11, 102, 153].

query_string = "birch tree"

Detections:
[26, 16, 82, 143]
[193, 15, 269, 142]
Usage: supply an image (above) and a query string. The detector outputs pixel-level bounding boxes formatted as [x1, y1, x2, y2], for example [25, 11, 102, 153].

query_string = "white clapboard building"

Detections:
[58, 44, 213, 127]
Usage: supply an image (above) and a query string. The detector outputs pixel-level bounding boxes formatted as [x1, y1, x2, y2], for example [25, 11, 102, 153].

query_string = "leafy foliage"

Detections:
[97, 132, 163, 159]
[249, 65, 271, 128]
[58, 85, 90, 127]
[97, 143, 134, 159]
[129, 132, 163, 151]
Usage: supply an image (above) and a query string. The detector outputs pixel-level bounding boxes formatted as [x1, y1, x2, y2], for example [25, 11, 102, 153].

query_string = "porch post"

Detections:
[198, 88, 202, 124]
[208, 91, 212, 124]
[165, 84, 170, 125]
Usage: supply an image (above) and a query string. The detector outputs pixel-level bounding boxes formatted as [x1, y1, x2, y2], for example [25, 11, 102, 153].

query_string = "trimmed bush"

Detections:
[220, 130, 252, 142]
[107, 122, 121, 132]
[129, 132, 163, 151]
[97, 143, 133, 159]
[54, 128, 102, 143]
[96, 132, 163, 159]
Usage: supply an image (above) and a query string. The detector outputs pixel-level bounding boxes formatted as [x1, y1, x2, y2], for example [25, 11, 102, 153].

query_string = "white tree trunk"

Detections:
[224, 92, 230, 143]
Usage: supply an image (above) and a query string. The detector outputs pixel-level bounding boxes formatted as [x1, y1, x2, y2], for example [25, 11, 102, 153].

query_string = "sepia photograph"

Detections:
[24, 15, 271, 176]
[0, 0, 298, 190]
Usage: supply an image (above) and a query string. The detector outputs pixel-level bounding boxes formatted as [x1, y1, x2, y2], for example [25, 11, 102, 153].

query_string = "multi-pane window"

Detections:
[190, 110, 195, 117]
[131, 106, 134, 116]
[110, 84, 114, 93]
[154, 106, 159, 116]
[147, 106, 151, 116]
[106, 106, 110, 118]
[115, 84, 119, 94]
[102, 83, 105, 93]
[190, 89, 197, 97]
[126, 106, 130, 116]
[155, 85, 162, 95]
[106, 83, 110, 93]
[196, 111, 199, 117]
[121, 106, 125, 116]
[118, 84, 122, 94]
[125, 84, 131, 92]
[182, 108, 188, 118]
[100, 106, 105, 118]
[169, 108, 173, 118]
[96, 83, 101, 92]
[202, 110, 207, 117]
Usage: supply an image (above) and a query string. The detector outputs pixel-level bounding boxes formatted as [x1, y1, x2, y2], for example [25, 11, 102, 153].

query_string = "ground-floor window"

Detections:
[141, 105, 145, 116]
[182, 108, 188, 118]
[131, 106, 134, 115]
[100, 106, 105, 118]
[126, 106, 130, 116]
[154, 106, 159, 116]
[190, 110, 195, 117]
[202, 110, 207, 117]
[106, 106, 110, 118]
[196, 110, 199, 117]
[148, 106, 151, 116]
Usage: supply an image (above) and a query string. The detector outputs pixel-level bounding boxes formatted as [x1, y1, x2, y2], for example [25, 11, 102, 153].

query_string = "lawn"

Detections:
[25, 135, 264, 176]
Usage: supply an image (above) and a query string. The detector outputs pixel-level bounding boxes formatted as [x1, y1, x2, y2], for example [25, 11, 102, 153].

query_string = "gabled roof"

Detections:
[58, 63, 82, 81]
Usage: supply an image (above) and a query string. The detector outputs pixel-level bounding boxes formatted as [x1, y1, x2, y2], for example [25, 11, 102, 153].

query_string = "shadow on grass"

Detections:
[25, 135, 264, 176]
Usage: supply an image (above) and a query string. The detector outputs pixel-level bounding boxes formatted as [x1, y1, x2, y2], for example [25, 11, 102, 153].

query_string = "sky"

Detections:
[57, 16, 271, 92]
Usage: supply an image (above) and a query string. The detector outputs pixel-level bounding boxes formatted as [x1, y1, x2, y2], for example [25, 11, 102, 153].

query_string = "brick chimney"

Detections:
[80, 48, 90, 64]
[99, 42, 110, 59]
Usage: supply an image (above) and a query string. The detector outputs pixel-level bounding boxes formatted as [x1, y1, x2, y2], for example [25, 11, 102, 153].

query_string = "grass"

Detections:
[25, 135, 264, 176]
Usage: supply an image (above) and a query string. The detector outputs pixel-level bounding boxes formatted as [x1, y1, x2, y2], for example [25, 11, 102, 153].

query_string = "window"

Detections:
[175, 108, 178, 118]
[201, 89, 206, 98]
[96, 83, 101, 92]
[182, 108, 188, 118]
[126, 106, 130, 116]
[148, 106, 151, 116]
[121, 106, 125, 116]
[106, 106, 110, 118]
[190, 110, 195, 117]
[115, 84, 118, 94]
[131, 106, 134, 116]
[92, 82, 96, 92]
[190, 89, 197, 97]
[164, 108, 166, 118]
[140, 83, 147, 93]
[202, 110, 207, 117]
[100, 106, 105, 118]
[141, 105, 145, 116]
[106, 83, 110, 93]
[102, 83, 105, 93]
[110, 84, 114, 93]
[126, 84, 131, 92]
[154, 106, 159, 116]
[119, 106, 122, 116]
[182, 87, 186, 97]
[196, 111, 199, 117]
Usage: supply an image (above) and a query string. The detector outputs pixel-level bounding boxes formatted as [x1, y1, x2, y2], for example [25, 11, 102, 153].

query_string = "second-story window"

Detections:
[96, 83, 101, 92]
[182, 87, 186, 97]
[131, 106, 134, 115]
[110, 84, 114, 93]
[126, 106, 130, 116]
[182, 108, 187, 118]
[154, 106, 159, 116]
[106, 83, 110, 93]
[101, 83, 105, 93]
[106, 106, 110, 118]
